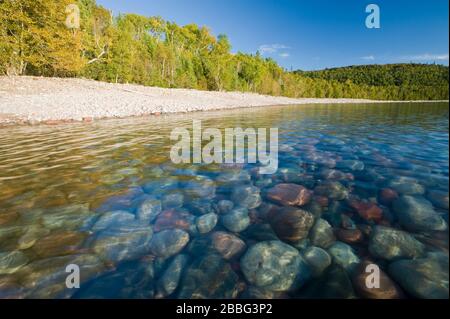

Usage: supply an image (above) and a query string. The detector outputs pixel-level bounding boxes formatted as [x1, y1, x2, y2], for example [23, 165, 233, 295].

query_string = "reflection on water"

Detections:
[0, 103, 448, 299]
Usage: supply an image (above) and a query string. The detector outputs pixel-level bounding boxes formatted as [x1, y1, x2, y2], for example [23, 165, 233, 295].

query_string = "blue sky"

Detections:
[96, 0, 449, 71]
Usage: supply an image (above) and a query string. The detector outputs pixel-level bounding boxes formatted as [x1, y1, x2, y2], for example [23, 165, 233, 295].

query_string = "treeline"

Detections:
[0, 0, 448, 100]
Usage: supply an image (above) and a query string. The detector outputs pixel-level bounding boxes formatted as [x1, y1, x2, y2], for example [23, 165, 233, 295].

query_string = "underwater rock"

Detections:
[188, 198, 215, 216]
[328, 242, 360, 273]
[142, 177, 179, 194]
[335, 228, 364, 244]
[162, 192, 184, 210]
[0, 211, 18, 226]
[32, 231, 87, 258]
[242, 223, 279, 242]
[369, 226, 425, 261]
[92, 210, 135, 232]
[309, 218, 336, 249]
[0, 251, 29, 275]
[75, 260, 154, 299]
[352, 261, 404, 299]
[41, 204, 93, 231]
[296, 265, 355, 299]
[185, 176, 216, 199]
[17, 226, 51, 250]
[221, 208, 251, 233]
[156, 254, 189, 298]
[426, 190, 449, 210]
[216, 170, 251, 183]
[348, 200, 383, 222]
[153, 209, 196, 233]
[388, 252, 449, 299]
[210, 231, 247, 260]
[18, 254, 106, 298]
[150, 229, 190, 259]
[378, 188, 399, 206]
[188, 231, 247, 260]
[387, 176, 425, 195]
[241, 241, 311, 292]
[319, 169, 354, 182]
[314, 181, 349, 201]
[92, 223, 153, 263]
[268, 207, 314, 243]
[392, 196, 447, 232]
[231, 185, 262, 209]
[136, 197, 162, 223]
[303, 246, 332, 278]
[216, 200, 234, 215]
[266, 183, 312, 207]
[195, 213, 218, 234]
[336, 160, 365, 171]
[178, 253, 240, 299]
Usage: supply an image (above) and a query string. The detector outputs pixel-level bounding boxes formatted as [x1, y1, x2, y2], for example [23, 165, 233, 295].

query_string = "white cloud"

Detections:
[279, 53, 290, 58]
[404, 53, 449, 61]
[259, 44, 290, 55]
[361, 55, 375, 61]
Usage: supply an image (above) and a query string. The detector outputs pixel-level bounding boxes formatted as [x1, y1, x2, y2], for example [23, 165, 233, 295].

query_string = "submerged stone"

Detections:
[195, 213, 218, 234]
[241, 241, 311, 292]
[92, 223, 153, 263]
[369, 226, 425, 261]
[31, 231, 87, 258]
[92, 211, 135, 232]
[352, 261, 404, 299]
[388, 252, 449, 299]
[392, 196, 447, 232]
[266, 183, 312, 207]
[75, 260, 154, 299]
[156, 254, 189, 298]
[303, 246, 332, 278]
[314, 181, 349, 201]
[153, 209, 196, 233]
[178, 253, 240, 299]
[231, 185, 262, 209]
[328, 242, 360, 273]
[150, 229, 190, 259]
[268, 207, 314, 243]
[336, 160, 365, 171]
[221, 208, 250, 233]
[162, 192, 184, 210]
[387, 176, 425, 195]
[136, 197, 162, 223]
[309, 218, 336, 249]
[0, 251, 29, 275]
[185, 176, 216, 199]
[216, 200, 234, 215]
[426, 190, 449, 210]
[18, 254, 106, 298]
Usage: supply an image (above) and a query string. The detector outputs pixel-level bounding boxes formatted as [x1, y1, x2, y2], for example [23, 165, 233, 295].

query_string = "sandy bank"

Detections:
[0, 76, 447, 125]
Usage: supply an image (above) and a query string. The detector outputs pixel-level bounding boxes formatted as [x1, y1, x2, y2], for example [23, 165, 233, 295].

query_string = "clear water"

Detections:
[0, 103, 448, 299]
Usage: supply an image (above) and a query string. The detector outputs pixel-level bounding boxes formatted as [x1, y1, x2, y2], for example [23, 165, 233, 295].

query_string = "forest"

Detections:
[0, 0, 448, 101]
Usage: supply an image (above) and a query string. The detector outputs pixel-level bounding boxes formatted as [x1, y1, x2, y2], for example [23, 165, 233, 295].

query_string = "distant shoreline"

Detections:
[0, 76, 448, 127]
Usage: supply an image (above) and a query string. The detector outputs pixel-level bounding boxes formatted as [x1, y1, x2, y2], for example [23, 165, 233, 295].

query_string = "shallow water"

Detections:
[0, 103, 448, 299]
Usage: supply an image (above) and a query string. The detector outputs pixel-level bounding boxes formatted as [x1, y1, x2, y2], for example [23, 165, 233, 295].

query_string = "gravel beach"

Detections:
[0, 76, 442, 125]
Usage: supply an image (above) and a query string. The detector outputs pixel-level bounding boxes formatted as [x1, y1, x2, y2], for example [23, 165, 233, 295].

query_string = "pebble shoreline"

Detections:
[1, 76, 446, 126]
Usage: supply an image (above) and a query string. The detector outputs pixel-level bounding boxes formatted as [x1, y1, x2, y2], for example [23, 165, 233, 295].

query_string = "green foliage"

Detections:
[0, 0, 448, 100]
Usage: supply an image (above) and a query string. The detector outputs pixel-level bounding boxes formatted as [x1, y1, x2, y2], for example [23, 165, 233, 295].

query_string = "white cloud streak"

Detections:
[259, 44, 290, 55]
[361, 55, 375, 61]
[404, 53, 449, 61]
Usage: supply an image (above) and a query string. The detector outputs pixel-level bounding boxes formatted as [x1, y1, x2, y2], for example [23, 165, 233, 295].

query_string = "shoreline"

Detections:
[0, 76, 448, 127]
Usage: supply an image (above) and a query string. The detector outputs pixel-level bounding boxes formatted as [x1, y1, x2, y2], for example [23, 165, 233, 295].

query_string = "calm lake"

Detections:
[0, 103, 448, 299]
